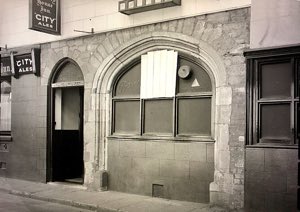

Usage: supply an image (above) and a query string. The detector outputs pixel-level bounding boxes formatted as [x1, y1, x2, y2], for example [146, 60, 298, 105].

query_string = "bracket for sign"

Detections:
[74, 28, 94, 34]
[31, 48, 40, 76]
[9, 52, 17, 78]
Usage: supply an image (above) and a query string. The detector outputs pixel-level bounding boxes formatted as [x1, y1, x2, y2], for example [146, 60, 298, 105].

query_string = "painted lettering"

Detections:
[16, 58, 32, 67]
[35, 14, 56, 24]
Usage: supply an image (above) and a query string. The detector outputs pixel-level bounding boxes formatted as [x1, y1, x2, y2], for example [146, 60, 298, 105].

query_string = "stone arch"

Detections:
[90, 32, 230, 200]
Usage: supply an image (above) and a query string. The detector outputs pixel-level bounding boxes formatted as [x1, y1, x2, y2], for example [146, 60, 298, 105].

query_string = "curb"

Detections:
[0, 188, 121, 212]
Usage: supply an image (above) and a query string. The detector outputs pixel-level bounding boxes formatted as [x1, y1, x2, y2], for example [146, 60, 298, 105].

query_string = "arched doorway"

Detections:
[48, 59, 84, 184]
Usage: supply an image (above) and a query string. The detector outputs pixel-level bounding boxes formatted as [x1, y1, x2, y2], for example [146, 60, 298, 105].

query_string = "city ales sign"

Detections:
[1, 49, 41, 78]
[29, 0, 61, 35]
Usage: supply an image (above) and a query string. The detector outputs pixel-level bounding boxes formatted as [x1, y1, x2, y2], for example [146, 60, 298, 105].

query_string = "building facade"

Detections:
[0, 0, 298, 211]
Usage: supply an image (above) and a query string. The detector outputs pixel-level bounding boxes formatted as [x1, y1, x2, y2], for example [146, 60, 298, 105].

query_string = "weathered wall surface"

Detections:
[245, 148, 298, 211]
[250, 0, 300, 48]
[108, 140, 214, 203]
[0, 74, 47, 182]
[0, 0, 250, 48]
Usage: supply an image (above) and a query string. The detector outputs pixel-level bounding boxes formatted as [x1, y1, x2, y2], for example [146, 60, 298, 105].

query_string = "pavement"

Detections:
[0, 177, 229, 212]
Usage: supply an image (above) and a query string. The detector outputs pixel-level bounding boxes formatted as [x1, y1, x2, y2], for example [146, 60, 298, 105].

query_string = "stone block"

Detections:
[206, 143, 214, 162]
[287, 173, 297, 194]
[201, 23, 213, 41]
[146, 142, 174, 160]
[182, 18, 195, 36]
[245, 171, 265, 193]
[89, 55, 101, 69]
[264, 149, 289, 173]
[107, 139, 119, 157]
[264, 172, 287, 193]
[174, 143, 189, 161]
[265, 193, 287, 212]
[120, 140, 146, 158]
[245, 191, 265, 211]
[96, 44, 108, 59]
[216, 105, 231, 124]
[192, 20, 205, 39]
[168, 20, 177, 32]
[109, 32, 120, 49]
[131, 157, 159, 177]
[287, 149, 297, 170]
[207, 12, 230, 24]
[176, 19, 184, 33]
[190, 161, 214, 181]
[160, 160, 189, 179]
[216, 87, 232, 106]
[107, 155, 131, 176]
[171, 178, 209, 203]
[189, 142, 207, 162]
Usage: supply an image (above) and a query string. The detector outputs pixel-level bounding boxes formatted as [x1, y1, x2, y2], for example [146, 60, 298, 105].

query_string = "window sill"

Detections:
[246, 144, 298, 149]
[108, 135, 215, 143]
[0, 135, 12, 142]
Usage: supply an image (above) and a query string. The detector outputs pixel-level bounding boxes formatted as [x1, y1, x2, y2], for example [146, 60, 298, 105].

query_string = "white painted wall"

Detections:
[0, 0, 250, 48]
[250, 0, 300, 48]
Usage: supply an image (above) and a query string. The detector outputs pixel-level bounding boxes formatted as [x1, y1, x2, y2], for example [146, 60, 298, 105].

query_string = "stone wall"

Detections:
[39, 7, 249, 209]
[0, 74, 47, 182]
[108, 139, 214, 203]
[245, 148, 298, 211]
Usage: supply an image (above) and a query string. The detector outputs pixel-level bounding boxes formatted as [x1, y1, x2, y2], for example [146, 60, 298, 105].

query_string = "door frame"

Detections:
[46, 58, 84, 183]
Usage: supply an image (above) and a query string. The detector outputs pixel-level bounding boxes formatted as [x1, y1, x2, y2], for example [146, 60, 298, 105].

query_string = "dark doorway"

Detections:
[51, 86, 84, 184]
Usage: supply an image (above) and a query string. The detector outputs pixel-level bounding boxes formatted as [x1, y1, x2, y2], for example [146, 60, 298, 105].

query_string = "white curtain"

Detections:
[141, 50, 178, 99]
[0, 94, 11, 131]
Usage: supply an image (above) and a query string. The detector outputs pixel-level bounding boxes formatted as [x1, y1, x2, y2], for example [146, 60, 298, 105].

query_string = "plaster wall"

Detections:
[0, 0, 250, 48]
[250, 0, 300, 48]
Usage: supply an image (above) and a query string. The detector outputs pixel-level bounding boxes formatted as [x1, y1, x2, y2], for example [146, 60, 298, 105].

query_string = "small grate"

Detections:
[0, 162, 7, 169]
[152, 184, 164, 198]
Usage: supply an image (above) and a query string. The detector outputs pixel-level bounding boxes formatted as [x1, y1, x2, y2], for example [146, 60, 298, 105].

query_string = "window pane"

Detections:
[177, 98, 211, 135]
[54, 62, 84, 83]
[115, 63, 141, 97]
[177, 58, 212, 94]
[260, 103, 291, 143]
[144, 100, 173, 135]
[260, 62, 292, 98]
[114, 101, 140, 134]
[296, 59, 300, 97]
[0, 81, 11, 132]
[296, 102, 299, 144]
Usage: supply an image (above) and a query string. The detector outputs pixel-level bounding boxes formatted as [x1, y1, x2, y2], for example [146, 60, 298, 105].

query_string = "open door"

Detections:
[48, 60, 85, 184]
[52, 86, 84, 183]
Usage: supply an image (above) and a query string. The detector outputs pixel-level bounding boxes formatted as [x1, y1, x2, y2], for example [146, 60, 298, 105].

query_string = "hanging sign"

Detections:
[10, 49, 41, 77]
[29, 0, 61, 35]
[1, 57, 13, 77]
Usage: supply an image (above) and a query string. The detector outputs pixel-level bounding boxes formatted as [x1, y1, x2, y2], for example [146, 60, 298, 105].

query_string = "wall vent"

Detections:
[152, 184, 164, 198]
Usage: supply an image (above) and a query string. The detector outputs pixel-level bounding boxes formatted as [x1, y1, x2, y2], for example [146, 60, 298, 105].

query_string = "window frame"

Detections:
[110, 55, 214, 141]
[0, 76, 12, 141]
[245, 46, 300, 147]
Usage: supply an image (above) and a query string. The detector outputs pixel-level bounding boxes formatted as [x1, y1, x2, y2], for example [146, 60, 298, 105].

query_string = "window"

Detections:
[245, 47, 299, 146]
[0, 79, 12, 136]
[112, 54, 213, 139]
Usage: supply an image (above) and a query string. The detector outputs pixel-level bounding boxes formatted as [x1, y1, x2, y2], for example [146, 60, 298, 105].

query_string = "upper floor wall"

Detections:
[250, 0, 300, 49]
[0, 0, 250, 48]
